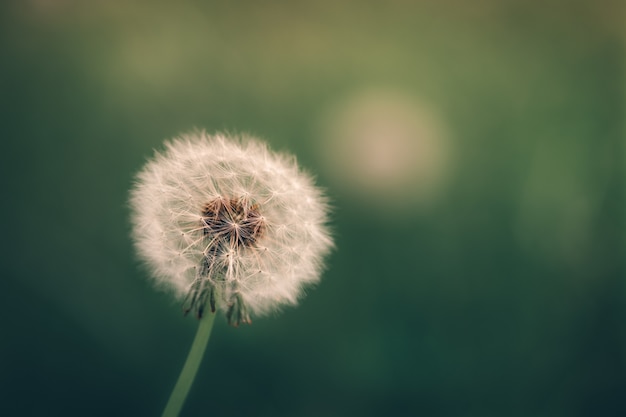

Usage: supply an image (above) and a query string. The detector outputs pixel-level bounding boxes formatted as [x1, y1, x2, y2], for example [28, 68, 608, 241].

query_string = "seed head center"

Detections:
[201, 197, 265, 248]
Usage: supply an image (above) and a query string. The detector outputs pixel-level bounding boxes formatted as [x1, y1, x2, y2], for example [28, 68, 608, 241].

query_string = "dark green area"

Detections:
[0, 1, 623, 416]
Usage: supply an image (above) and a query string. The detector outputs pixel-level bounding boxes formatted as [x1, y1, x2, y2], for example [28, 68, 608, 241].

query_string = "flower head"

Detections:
[130, 132, 333, 325]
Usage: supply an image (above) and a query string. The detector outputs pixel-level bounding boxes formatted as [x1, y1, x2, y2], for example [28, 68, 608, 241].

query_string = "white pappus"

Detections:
[130, 132, 333, 326]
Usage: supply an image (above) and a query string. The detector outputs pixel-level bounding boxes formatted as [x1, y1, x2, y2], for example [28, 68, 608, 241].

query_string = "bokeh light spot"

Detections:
[316, 89, 453, 211]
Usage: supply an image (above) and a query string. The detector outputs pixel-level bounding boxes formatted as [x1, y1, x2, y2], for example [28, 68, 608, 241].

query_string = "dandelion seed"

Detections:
[130, 131, 333, 326]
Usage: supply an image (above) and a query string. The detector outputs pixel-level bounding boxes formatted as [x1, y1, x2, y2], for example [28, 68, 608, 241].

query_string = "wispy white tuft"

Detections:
[130, 132, 333, 325]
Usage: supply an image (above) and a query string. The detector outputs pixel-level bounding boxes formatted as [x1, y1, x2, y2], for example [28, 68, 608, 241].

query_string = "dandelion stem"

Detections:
[162, 313, 216, 417]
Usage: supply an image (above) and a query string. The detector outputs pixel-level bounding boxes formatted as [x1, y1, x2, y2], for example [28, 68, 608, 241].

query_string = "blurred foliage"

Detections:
[0, 1, 623, 416]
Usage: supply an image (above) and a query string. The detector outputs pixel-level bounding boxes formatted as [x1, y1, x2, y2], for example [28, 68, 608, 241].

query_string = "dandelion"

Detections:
[129, 131, 332, 416]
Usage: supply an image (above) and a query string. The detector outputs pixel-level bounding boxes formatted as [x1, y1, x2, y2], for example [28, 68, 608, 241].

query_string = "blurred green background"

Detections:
[1, 1, 623, 416]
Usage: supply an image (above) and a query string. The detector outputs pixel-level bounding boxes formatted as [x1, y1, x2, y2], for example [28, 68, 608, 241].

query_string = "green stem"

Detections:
[162, 313, 216, 417]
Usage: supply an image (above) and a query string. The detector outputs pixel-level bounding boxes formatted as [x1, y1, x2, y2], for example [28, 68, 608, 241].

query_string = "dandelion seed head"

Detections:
[130, 132, 333, 325]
